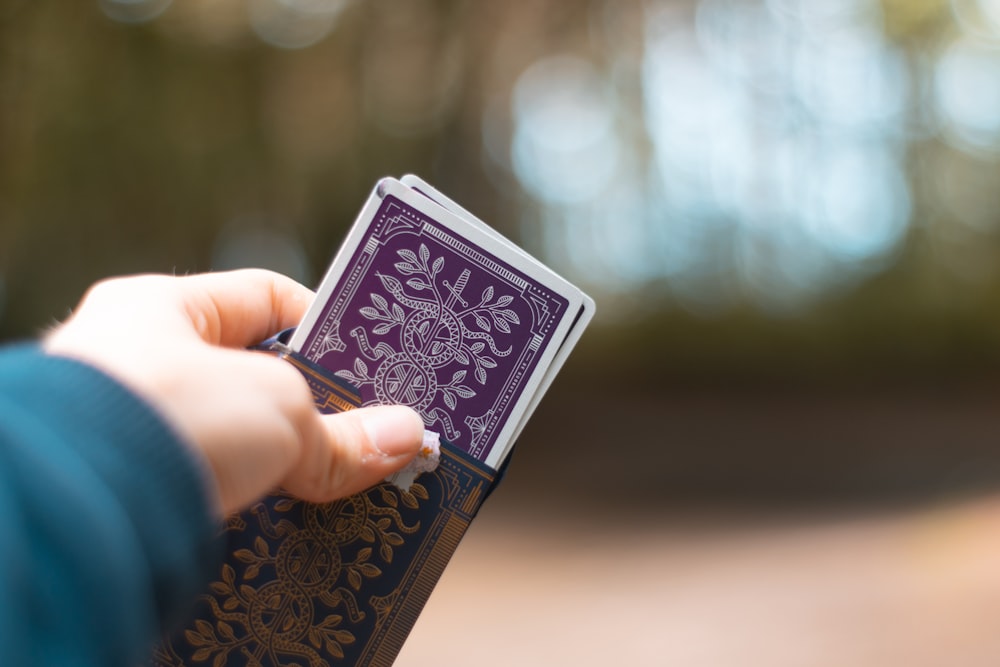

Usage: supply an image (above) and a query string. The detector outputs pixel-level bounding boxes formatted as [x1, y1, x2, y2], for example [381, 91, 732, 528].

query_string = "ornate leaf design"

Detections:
[318, 614, 344, 628]
[233, 549, 256, 564]
[216, 622, 236, 642]
[493, 314, 511, 334]
[254, 537, 270, 557]
[379, 487, 398, 508]
[454, 385, 476, 399]
[184, 629, 210, 647]
[377, 273, 403, 294]
[191, 647, 213, 662]
[273, 498, 297, 512]
[499, 308, 519, 323]
[334, 370, 362, 384]
[333, 630, 355, 644]
[358, 563, 382, 578]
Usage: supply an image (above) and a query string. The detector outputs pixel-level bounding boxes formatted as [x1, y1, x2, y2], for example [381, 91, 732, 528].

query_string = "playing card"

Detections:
[398, 174, 596, 444]
[290, 177, 585, 469]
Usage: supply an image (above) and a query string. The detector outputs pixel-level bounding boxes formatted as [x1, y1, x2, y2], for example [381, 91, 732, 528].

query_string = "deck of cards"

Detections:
[155, 177, 593, 667]
[290, 175, 594, 470]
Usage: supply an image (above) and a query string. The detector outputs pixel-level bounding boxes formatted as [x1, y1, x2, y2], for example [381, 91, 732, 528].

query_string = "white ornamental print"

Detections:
[334, 244, 517, 441]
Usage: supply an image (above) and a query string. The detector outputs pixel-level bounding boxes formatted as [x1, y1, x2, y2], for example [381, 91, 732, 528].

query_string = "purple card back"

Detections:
[296, 188, 571, 464]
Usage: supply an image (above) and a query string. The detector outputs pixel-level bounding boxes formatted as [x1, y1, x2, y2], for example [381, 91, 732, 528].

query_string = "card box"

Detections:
[152, 332, 504, 667]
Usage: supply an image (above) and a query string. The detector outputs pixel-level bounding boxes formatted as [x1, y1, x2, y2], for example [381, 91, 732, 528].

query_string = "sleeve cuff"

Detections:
[0, 344, 222, 632]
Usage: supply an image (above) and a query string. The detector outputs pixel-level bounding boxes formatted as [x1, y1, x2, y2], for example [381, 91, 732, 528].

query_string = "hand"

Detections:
[44, 270, 424, 516]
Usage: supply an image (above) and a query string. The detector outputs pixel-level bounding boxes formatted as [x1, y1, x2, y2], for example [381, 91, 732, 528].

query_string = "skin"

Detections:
[43, 269, 425, 516]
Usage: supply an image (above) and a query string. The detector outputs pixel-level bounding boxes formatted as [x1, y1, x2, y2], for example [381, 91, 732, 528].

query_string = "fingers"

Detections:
[282, 405, 425, 504]
[44, 270, 425, 517]
[49, 269, 313, 348]
[176, 269, 315, 347]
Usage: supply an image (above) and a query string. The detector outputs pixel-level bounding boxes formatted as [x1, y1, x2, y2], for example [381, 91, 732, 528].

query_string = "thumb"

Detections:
[283, 405, 425, 503]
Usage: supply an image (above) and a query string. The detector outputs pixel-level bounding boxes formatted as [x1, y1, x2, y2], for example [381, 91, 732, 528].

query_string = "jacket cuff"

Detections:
[0, 344, 221, 631]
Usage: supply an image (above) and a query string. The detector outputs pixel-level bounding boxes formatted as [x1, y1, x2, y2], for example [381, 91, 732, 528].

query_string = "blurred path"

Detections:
[397, 497, 1000, 667]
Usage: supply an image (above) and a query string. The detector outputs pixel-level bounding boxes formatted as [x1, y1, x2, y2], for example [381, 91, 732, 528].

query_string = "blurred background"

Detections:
[5, 0, 1000, 663]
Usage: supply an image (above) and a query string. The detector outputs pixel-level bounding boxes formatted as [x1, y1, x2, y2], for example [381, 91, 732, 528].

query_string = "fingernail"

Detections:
[361, 405, 424, 458]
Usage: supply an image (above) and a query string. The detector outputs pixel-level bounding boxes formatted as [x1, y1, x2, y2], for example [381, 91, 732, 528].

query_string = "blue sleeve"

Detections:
[0, 345, 222, 666]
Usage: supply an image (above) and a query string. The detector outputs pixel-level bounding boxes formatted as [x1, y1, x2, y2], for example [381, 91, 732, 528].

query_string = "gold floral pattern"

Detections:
[152, 349, 496, 667]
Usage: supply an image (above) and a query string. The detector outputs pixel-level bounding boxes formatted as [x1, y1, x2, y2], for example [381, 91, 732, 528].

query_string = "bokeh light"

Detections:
[248, 0, 346, 49]
[502, 0, 914, 313]
[766, 0, 877, 34]
[979, 0, 1000, 29]
[792, 24, 909, 132]
[511, 55, 619, 205]
[52, 0, 1000, 322]
[802, 141, 910, 262]
[933, 35, 1000, 154]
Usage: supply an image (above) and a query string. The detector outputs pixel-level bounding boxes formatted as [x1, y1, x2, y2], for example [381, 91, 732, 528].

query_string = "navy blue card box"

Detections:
[153, 332, 505, 667]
